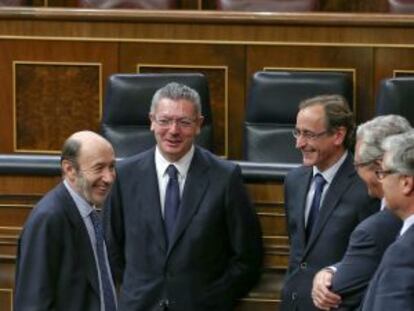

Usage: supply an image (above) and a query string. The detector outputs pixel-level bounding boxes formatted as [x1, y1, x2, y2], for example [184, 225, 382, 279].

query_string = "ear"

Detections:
[401, 175, 414, 196]
[195, 116, 204, 135]
[149, 114, 155, 131]
[62, 159, 77, 182]
[333, 126, 347, 146]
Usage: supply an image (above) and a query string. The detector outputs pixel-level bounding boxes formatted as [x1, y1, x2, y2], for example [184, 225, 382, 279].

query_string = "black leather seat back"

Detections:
[376, 77, 414, 126]
[101, 73, 212, 158]
[244, 71, 353, 163]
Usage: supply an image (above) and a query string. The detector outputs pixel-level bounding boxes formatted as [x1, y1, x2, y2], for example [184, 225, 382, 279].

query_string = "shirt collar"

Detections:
[63, 179, 94, 218]
[400, 213, 414, 236]
[313, 151, 348, 185]
[155, 145, 195, 178]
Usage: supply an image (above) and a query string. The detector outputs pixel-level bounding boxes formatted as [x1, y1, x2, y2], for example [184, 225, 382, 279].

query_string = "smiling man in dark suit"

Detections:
[280, 95, 379, 311]
[359, 130, 414, 311]
[311, 115, 410, 311]
[104, 82, 262, 311]
[14, 131, 117, 311]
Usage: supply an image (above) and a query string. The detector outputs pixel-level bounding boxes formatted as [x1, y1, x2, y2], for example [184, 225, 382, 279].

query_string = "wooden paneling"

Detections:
[0, 40, 119, 153]
[374, 48, 414, 97]
[15, 62, 101, 152]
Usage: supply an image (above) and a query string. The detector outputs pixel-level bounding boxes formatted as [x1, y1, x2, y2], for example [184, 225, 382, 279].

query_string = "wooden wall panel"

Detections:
[0, 288, 12, 311]
[374, 47, 414, 99]
[0, 40, 119, 153]
[119, 42, 246, 159]
[15, 62, 101, 152]
[246, 45, 374, 123]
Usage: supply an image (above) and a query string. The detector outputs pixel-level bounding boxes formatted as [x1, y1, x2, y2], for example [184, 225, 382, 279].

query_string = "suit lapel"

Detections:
[58, 183, 100, 297]
[167, 147, 209, 254]
[138, 150, 168, 253]
[305, 153, 355, 252]
[297, 168, 313, 246]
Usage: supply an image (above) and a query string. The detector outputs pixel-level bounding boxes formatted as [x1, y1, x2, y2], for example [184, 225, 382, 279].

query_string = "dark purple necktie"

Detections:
[306, 173, 326, 242]
[164, 165, 180, 245]
[90, 210, 117, 311]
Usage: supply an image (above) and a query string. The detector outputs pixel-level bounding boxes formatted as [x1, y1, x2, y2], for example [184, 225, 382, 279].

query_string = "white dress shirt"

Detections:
[155, 145, 194, 218]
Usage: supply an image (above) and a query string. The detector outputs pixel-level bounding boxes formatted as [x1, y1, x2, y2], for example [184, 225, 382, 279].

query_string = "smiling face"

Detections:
[63, 133, 116, 207]
[295, 104, 346, 171]
[150, 98, 203, 162]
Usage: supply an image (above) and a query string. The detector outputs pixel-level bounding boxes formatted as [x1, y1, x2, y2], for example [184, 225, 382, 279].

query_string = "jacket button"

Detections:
[292, 292, 297, 300]
[300, 262, 307, 269]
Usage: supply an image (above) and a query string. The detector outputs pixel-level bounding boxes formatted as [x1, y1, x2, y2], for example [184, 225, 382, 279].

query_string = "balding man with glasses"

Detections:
[280, 95, 379, 311]
[359, 130, 414, 311]
[311, 115, 411, 311]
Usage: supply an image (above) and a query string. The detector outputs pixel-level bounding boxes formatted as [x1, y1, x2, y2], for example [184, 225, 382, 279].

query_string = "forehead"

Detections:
[154, 98, 196, 116]
[77, 142, 114, 167]
[296, 104, 326, 127]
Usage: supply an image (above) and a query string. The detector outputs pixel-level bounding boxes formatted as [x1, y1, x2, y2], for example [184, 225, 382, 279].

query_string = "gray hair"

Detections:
[382, 130, 414, 176]
[299, 94, 354, 149]
[150, 82, 202, 115]
[356, 115, 411, 164]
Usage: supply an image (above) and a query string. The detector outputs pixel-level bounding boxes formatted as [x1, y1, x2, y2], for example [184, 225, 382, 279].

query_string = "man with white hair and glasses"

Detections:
[311, 115, 411, 311]
[359, 129, 414, 311]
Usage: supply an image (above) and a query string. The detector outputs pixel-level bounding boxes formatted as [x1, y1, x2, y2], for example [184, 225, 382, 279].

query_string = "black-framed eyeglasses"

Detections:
[375, 169, 399, 180]
[152, 116, 197, 128]
[292, 128, 329, 140]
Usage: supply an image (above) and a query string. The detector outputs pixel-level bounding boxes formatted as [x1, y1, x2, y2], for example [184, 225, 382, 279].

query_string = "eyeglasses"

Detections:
[152, 117, 197, 128]
[375, 169, 398, 180]
[353, 158, 381, 169]
[292, 129, 329, 140]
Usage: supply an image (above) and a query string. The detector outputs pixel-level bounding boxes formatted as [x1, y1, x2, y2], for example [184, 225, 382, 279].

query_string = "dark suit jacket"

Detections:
[360, 223, 414, 311]
[104, 146, 263, 311]
[330, 208, 402, 311]
[14, 182, 102, 311]
[280, 153, 380, 311]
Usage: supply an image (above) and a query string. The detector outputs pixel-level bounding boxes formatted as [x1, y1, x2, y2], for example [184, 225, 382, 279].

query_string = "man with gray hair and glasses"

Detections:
[312, 115, 411, 311]
[104, 82, 262, 310]
[359, 129, 414, 311]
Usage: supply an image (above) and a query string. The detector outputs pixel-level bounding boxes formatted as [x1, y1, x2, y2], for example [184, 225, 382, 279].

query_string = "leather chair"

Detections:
[244, 71, 353, 163]
[79, 0, 177, 9]
[389, 0, 414, 13]
[216, 0, 318, 11]
[101, 73, 213, 158]
[376, 77, 414, 125]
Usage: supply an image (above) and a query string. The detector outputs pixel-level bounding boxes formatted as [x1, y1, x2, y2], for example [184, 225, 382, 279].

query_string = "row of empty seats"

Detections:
[101, 72, 414, 164]
[1, 0, 414, 13]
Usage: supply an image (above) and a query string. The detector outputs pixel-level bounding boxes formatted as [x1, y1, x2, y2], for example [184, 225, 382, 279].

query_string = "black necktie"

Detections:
[164, 165, 180, 245]
[306, 173, 326, 241]
[90, 210, 117, 311]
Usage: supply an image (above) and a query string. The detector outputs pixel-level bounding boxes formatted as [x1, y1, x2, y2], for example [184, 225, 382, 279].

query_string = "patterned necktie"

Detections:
[164, 164, 180, 245]
[90, 210, 117, 311]
[306, 173, 327, 241]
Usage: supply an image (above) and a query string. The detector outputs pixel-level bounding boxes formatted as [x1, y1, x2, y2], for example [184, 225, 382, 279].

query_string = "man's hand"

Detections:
[312, 268, 341, 310]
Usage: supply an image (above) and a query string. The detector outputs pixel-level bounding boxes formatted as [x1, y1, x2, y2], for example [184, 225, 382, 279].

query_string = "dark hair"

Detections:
[299, 94, 355, 149]
[60, 137, 81, 171]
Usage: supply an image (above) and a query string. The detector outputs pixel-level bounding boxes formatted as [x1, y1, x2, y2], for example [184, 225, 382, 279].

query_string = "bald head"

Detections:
[61, 131, 116, 206]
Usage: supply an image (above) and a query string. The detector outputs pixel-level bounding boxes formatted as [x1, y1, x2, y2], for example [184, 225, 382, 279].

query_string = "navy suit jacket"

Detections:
[104, 146, 263, 311]
[14, 182, 102, 311]
[280, 153, 380, 311]
[360, 223, 414, 311]
[331, 208, 402, 310]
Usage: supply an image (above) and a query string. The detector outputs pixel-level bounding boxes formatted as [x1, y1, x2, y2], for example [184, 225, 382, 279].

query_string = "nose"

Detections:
[295, 136, 306, 149]
[102, 167, 115, 184]
[168, 121, 180, 133]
